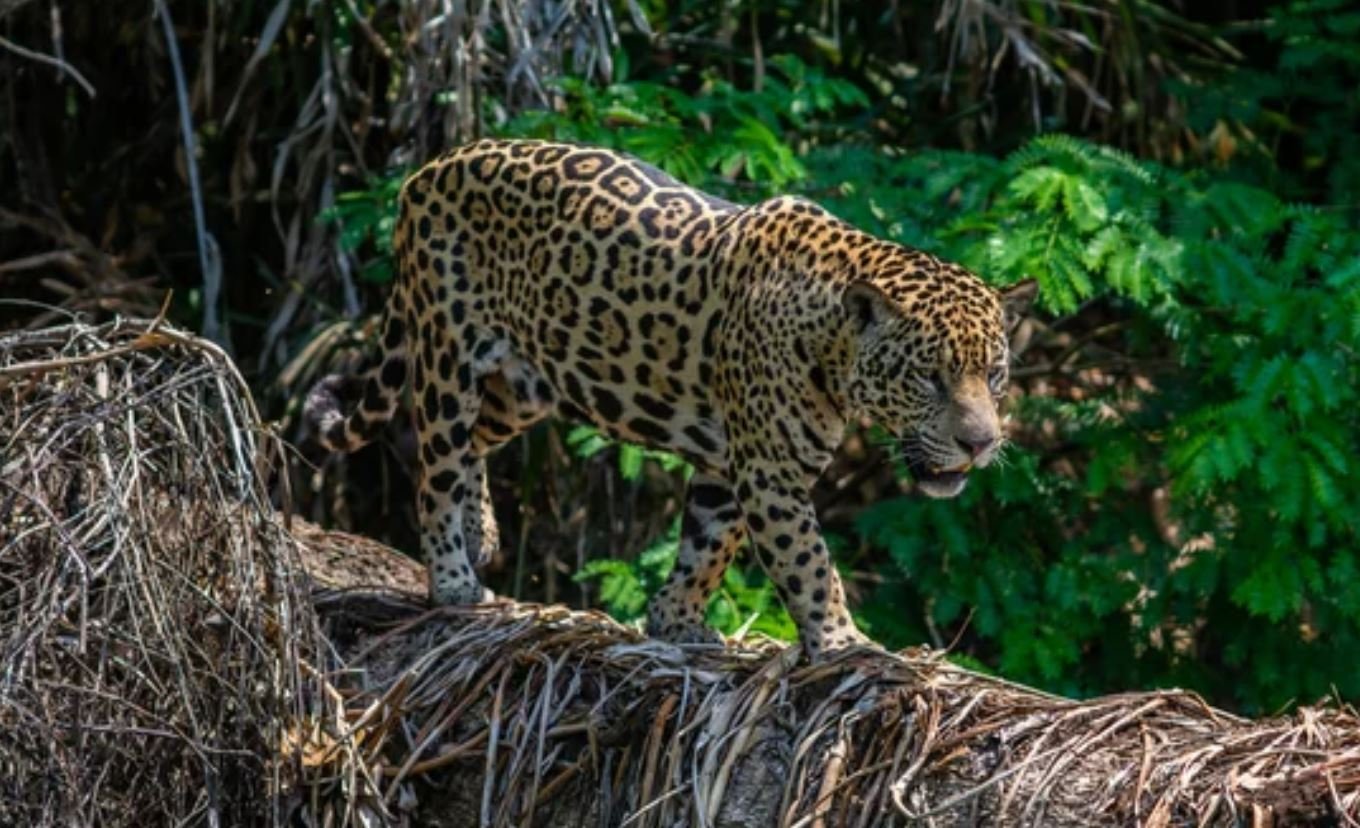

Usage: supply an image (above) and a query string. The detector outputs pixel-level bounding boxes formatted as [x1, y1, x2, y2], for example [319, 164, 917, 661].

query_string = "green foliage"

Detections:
[707, 564, 800, 641]
[1175, 0, 1360, 203]
[501, 54, 866, 191]
[575, 516, 797, 640]
[566, 424, 691, 481]
[567, 425, 796, 638]
[319, 173, 406, 284]
[576, 518, 681, 621]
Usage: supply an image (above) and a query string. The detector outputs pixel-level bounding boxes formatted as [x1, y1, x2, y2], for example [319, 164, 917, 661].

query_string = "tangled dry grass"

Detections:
[3, 319, 1360, 827]
[0, 316, 322, 825]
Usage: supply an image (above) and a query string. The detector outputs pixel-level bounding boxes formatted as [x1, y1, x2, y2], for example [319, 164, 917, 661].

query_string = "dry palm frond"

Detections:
[307, 594, 1360, 826]
[933, 0, 1241, 150]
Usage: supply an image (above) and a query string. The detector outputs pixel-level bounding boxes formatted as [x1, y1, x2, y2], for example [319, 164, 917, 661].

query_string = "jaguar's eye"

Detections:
[929, 371, 948, 396]
[987, 365, 1007, 393]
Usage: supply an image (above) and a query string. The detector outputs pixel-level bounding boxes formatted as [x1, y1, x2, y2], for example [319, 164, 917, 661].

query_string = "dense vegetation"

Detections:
[2, 0, 1357, 713]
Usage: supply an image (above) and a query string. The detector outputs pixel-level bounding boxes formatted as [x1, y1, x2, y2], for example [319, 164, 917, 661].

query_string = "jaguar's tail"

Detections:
[305, 164, 426, 453]
[304, 304, 409, 453]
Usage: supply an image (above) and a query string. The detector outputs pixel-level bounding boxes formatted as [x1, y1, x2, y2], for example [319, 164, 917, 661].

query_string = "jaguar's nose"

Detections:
[955, 436, 995, 458]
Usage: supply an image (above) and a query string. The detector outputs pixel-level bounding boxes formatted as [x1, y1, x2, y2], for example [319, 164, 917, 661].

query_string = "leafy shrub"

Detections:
[567, 425, 798, 639]
[1174, 0, 1360, 204]
[502, 54, 865, 191]
[575, 513, 799, 641]
[321, 174, 406, 285]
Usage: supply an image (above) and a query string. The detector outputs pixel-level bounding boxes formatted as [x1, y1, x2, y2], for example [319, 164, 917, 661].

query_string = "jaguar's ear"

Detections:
[1000, 278, 1038, 334]
[842, 282, 897, 334]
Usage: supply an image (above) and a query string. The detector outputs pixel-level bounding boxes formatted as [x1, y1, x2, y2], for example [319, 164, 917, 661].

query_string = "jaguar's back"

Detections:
[392, 139, 743, 467]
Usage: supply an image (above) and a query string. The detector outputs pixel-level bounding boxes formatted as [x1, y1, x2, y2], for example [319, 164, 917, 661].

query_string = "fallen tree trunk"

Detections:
[3, 319, 1359, 827]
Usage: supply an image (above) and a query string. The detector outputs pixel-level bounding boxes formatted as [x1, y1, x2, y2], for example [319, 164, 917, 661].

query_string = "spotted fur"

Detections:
[305, 139, 1036, 657]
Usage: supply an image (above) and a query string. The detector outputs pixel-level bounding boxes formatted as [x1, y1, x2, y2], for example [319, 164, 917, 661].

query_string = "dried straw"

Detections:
[305, 592, 1360, 826]
[0, 317, 322, 827]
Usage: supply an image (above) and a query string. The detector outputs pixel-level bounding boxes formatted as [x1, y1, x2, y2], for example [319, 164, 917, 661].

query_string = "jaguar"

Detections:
[306, 138, 1036, 658]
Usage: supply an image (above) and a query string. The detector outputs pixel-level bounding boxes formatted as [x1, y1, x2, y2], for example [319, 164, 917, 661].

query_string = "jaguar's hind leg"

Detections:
[461, 459, 499, 568]
[412, 330, 505, 605]
[459, 359, 555, 566]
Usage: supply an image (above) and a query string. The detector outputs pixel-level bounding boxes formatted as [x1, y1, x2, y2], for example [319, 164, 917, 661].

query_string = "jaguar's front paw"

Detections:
[646, 616, 725, 646]
[803, 626, 881, 663]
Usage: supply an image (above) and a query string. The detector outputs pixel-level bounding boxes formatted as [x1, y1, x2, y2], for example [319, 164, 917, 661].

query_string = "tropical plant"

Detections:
[501, 54, 866, 191]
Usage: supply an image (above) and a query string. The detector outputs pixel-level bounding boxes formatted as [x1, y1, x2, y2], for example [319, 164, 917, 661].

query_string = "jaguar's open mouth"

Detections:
[905, 456, 973, 499]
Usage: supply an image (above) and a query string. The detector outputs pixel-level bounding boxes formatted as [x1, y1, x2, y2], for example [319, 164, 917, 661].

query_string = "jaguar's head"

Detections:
[842, 266, 1037, 498]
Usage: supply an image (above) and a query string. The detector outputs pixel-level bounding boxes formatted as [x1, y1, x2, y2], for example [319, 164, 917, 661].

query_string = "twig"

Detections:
[152, 0, 224, 348]
[0, 330, 175, 389]
[0, 32, 94, 97]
